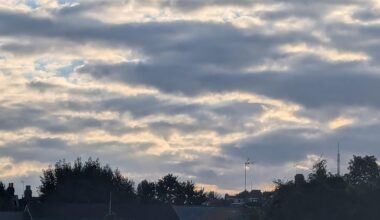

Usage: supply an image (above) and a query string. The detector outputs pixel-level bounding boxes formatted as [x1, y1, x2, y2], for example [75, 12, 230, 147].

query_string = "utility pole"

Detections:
[105, 192, 115, 220]
[109, 192, 112, 215]
[337, 142, 341, 176]
[244, 158, 250, 192]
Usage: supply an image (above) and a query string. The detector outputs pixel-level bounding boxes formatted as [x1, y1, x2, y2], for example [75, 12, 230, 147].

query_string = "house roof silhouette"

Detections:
[26, 203, 179, 220]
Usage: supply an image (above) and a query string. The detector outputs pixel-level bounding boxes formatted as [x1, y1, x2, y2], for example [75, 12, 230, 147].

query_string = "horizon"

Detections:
[1, 0, 380, 198]
[1, 146, 371, 197]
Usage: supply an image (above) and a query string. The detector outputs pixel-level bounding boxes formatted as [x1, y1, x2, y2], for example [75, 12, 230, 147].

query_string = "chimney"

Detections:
[295, 174, 305, 187]
[6, 183, 15, 196]
[24, 185, 32, 200]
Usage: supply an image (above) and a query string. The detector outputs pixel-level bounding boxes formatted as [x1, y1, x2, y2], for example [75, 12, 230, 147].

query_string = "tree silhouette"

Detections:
[308, 159, 328, 183]
[156, 174, 181, 204]
[155, 174, 206, 205]
[347, 155, 380, 187]
[137, 180, 156, 203]
[39, 158, 135, 203]
[180, 180, 206, 205]
[264, 155, 380, 220]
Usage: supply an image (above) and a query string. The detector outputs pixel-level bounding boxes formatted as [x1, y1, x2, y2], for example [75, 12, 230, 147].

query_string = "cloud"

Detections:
[79, 58, 380, 109]
[1, 0, 380, 193]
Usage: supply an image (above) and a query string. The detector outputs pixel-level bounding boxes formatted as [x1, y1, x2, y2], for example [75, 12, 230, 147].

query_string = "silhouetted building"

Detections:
[225, 190, 262, 206]
[0, 212, 23, 220]
[24, 203, 179, 220]
[174, 206, 245, 220]
[105, 213, 116, 220]
[5, 183, 19, 209]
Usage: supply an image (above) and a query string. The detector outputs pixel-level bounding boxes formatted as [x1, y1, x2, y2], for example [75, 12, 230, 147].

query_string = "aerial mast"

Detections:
[244, 158, 250, 191]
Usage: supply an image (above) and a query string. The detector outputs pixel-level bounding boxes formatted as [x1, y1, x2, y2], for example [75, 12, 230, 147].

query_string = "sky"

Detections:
[1, 0, 380, 195]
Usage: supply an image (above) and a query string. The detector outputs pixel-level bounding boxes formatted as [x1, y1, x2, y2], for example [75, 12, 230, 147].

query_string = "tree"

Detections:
[137, 180, 156, 203]
[265, 155, 380, 220]
[156, 174, 206, 205]
[180, 180, 206, 205]
[308, 159, 328, 182]
[347, 155, 380, 187]
[156, 174, 180, 204]
[39, 158, 135, 203]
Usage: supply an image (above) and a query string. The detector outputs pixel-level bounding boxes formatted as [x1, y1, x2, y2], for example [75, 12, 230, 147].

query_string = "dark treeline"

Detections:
[264, 155, 380, 220]
[0, 158, 210, 210]
[3, 155, 380, 220]
[39, 158, 207, 205]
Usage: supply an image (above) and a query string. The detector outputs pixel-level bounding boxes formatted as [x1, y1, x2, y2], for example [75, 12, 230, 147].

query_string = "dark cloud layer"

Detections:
[80, 58, 380, 109]
[224, 123, 380, 166]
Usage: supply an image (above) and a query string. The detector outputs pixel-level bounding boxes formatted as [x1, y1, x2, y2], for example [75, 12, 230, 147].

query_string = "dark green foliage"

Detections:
[39, 158, 135, 204]
[308, 159, 328, 182]
[137, 174, 206, 205]
[346, 155, 380, 187]
[156, 174, 180, 204]
[154, 174, 206, 205]
[264, 155, 380, 220]
[137, 180, 156, 203]
[39, 157, 207, 206]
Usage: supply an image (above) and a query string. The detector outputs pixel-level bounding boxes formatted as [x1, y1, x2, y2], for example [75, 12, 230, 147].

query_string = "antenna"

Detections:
[244, 158, 251, 192]
[244, 158, 255, 192]
[337, 142, 341, 176]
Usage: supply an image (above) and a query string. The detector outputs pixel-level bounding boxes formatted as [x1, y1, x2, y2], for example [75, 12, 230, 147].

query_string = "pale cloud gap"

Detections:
[1, 0, 380, 195]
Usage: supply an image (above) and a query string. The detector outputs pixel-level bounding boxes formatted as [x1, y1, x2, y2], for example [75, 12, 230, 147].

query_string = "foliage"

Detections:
[140, 174, 206, 205]
[39, 158, 206, 205]
[308, 159, 328, 182]
[39, 158, 135, 203]
[346, 155, 380, 187]
[264, 155, 380, 220]
[137, 180, 156, 203]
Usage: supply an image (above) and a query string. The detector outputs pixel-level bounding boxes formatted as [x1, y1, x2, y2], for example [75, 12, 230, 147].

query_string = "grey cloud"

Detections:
[0, 137, 156, 164]
[223, 128, 324, 166]
[223, 123, 380, 167]
[6, 8, 376, 110]
[352, 9, 380, 22]
[0, 138, 69, 163]
[0, 105, 130, 134]
[28, 81, 61, 92]
[80, 57, 380, 109]
[160, 0, 357, 12]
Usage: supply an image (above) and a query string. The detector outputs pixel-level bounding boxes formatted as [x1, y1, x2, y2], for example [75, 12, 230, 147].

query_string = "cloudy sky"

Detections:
[1, 0, 380, 195]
